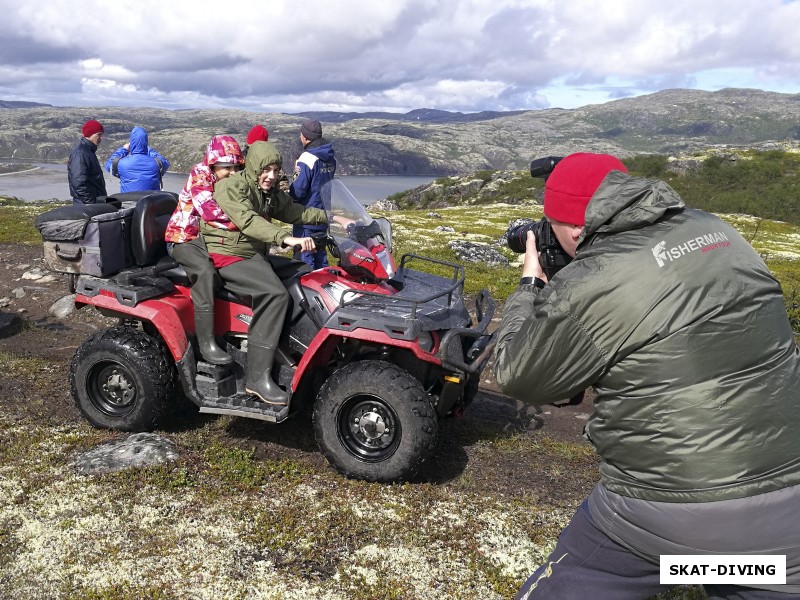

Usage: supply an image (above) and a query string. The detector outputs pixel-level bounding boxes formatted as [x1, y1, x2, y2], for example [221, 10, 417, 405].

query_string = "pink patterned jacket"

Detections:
[164, 135, 244, 244]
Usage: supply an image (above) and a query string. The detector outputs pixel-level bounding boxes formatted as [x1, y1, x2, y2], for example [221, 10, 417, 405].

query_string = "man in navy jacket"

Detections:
[68, 119, 107, 204]
[289, 119, 336, 268]
[105, 126, 170, 192]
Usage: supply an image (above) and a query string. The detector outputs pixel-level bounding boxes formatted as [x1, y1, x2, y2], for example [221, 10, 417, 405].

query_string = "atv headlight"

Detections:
[417, 331, 434, 352]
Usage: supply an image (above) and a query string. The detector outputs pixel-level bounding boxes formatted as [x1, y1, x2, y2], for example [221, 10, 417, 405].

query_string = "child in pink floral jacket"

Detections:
[164, 135, 244, 365]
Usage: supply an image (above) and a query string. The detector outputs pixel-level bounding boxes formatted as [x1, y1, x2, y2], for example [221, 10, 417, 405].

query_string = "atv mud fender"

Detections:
[75, 290, 193, 361]
[291, 327, 442, 391]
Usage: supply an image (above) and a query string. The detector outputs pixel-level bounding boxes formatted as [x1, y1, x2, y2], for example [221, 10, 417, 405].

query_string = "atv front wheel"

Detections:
[70, 326, 176, 431]
[313, 360, 438, 482]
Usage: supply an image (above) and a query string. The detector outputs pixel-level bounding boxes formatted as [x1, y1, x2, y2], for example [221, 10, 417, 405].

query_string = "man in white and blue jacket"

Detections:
[289, 119, 336, 268]
[105, 126, 170, 192]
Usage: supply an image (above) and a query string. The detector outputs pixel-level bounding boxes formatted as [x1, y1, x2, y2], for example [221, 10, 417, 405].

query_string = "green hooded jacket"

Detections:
[200, 141, 327, 258]
[494, 171, 800, 502]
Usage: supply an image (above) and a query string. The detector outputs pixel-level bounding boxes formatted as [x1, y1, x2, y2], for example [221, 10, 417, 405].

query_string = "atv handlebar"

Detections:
[282, 232, 330, 254]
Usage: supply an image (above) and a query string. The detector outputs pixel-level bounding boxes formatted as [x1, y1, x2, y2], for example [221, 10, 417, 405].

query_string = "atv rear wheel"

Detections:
[70, 326, 176, 431]
[313, 360, 438, 482]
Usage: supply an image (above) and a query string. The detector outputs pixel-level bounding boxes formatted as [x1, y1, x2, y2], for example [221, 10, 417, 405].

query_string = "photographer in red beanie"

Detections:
[68, 119, 107, 204]
[494, 153, 800, 599]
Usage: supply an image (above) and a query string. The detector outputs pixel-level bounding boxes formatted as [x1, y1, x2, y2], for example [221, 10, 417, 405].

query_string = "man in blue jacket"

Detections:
[289, 119, 336, 268]
[105, 126, 170, 192]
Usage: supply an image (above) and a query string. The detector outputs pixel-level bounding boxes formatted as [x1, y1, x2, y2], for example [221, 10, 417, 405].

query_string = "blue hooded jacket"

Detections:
[105, 126, 170, 192]
[289, 138, 336, 234]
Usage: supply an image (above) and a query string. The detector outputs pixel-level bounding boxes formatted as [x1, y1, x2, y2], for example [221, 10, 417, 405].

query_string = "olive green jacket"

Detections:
[494, 171, 800, 502]
[200, 141, 327, 258]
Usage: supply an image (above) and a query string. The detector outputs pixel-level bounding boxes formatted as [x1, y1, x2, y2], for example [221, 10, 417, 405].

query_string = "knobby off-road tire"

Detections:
[70, 326, 177, 431]
[313, 360, 438, 483]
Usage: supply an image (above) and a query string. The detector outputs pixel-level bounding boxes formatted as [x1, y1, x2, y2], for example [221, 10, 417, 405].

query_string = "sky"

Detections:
[2, 0, 799, 114]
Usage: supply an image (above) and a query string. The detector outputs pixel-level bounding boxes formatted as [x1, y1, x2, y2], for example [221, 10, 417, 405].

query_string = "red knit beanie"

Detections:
[544, 153, 628, 226]
[246, 124, 269, 144]
[81, 119, 104, 138]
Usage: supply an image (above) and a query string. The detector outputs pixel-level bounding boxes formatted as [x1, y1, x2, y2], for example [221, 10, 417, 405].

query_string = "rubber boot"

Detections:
[245, 343, 289, 406]
[194, 310, 233, 365]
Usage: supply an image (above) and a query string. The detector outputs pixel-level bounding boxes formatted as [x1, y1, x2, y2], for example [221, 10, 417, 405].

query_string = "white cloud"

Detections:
[0, 0, 798, 112]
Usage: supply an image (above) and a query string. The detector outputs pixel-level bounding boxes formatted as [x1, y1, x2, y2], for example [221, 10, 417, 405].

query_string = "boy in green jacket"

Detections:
[201, 141, 327, 406]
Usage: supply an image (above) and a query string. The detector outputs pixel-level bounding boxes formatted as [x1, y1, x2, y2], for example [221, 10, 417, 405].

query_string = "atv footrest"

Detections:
[76, 273, 174, 307]
[198, 393, 290, 423]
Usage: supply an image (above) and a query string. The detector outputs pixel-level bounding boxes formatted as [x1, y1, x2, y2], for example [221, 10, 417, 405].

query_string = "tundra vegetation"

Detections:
[0, 150, 797, 599]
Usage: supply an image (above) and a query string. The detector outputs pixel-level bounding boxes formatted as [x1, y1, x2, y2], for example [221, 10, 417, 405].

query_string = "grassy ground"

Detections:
[0, 362, 588, 600]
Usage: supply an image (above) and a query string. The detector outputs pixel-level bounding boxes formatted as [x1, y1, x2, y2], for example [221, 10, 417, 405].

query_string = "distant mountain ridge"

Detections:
[292, 108, 529, 123]
[0, 88, 797, 175]
[0, 100, 52, 109]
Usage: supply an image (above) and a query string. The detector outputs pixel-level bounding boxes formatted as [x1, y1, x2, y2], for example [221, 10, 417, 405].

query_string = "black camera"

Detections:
[506, 219, 571, 279]
[504, 155, 571, 279]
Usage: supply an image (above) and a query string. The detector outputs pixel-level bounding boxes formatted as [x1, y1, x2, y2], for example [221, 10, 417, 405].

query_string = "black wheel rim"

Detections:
[86, 360, 138, 416]
[336, 394, 401, 462]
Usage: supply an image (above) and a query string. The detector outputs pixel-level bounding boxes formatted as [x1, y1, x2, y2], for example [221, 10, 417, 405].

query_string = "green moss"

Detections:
[203, 443, 315, 490]
[64, 583, 173, 600]
[338, 569, 418, 600]
[650, 585, 709, 600]
[471, 555, 521, 598]
[248, 501, 384, 578]
[0, 520, 21, 569]
[0, 205, 52, 244]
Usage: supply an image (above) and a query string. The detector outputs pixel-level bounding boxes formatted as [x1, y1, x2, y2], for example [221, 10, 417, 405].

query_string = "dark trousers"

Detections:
[292, 224, 328, 269]
[170, 237, 220, 313]
[217, 254, 309, 348]
[299, 248, 328, 269]
[516, 501, 797, 600]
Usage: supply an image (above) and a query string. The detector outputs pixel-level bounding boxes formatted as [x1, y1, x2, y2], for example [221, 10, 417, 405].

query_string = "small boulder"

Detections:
[73, 433, 179, 476]
[49, 294, 77, 319]
[449, 240, 509, 266]
[369, 199, 399, 212]
[21, 267, 49, 280]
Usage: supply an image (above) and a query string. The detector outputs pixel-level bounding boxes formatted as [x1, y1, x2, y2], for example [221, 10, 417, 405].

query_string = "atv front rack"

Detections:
[325, 253, 495, 373]
[437, 288, 496, 374]
[326, 253, 468, 337]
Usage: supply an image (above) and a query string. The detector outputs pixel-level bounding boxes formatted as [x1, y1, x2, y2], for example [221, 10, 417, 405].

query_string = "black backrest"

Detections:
[131, 192, 179, 266]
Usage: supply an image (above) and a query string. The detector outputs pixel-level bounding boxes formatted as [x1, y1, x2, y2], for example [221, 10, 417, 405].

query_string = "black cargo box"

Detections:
[35, 204, 136, 277]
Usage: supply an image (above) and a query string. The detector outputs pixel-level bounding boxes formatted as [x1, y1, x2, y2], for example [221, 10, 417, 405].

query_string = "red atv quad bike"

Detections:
[64, 179, 495, 482]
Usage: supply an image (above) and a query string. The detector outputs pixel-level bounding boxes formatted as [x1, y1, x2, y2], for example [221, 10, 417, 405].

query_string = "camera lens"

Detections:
[506, 221, 540, 253]
[529, 156, 563, 178]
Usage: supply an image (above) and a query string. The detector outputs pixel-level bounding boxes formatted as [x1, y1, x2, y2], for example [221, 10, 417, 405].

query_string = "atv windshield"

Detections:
[321, 178, 395, 280]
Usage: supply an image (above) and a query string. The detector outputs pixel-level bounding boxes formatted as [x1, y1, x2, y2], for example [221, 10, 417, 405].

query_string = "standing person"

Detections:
[242, 124, 269, 158]
[201, 141, 329, 405]
[104, 126, 170, 192]
[164, 135, 244, 365]
[68, 119, 107, 204]
[494, 153, 800, 599]
[289, 119, 336, 269]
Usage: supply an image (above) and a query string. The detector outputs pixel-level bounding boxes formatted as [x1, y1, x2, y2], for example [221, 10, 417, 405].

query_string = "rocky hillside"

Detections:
[0, 88, 798, 175]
